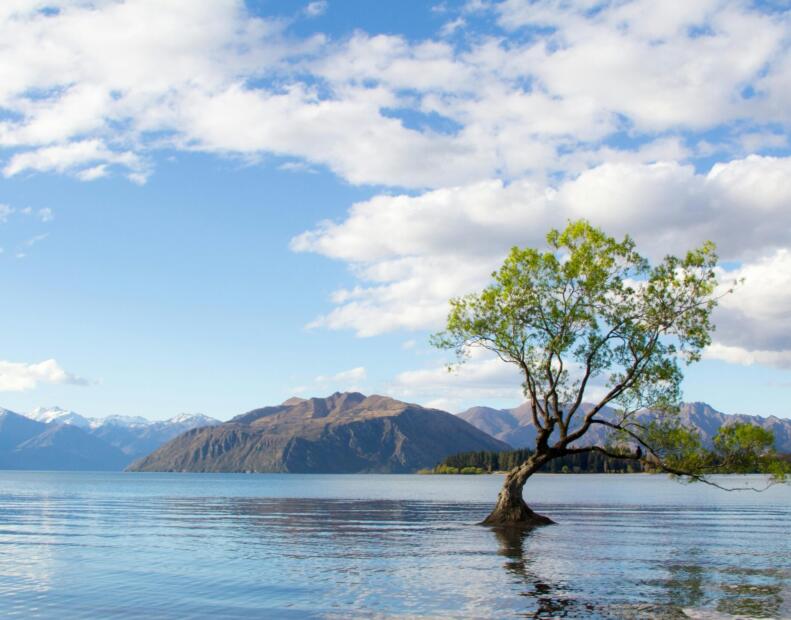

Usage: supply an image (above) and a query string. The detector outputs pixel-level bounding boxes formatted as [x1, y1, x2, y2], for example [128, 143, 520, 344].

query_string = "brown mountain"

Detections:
[129, 392, 510, 473]
[458, 401, 791, 452]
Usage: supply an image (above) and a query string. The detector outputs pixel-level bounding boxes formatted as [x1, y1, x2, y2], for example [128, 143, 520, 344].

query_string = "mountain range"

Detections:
[130, 392, 509, 473]
[1, 396, 788, 472]
[0, 407, 220, 470]
[457, 402, 791, 453]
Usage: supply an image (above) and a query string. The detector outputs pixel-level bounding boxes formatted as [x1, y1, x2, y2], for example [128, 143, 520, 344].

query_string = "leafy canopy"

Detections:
[432, 220, 788, 487]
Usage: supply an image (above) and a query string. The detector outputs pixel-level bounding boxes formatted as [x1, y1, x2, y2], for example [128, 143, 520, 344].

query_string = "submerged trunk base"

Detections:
[481, 500, 555, 528]
[482, 466, 555, 528]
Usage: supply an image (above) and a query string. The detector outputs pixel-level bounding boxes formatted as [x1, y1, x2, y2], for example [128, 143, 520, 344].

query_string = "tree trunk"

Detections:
[482, 458, 554, 527]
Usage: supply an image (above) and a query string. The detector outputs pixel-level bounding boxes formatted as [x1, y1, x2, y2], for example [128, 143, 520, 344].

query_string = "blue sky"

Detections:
[0, 0, 790, 420]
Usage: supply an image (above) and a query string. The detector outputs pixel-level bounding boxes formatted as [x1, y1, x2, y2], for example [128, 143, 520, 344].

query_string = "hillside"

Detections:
[129, 392, 510, 473]
[458, 402, 791, 452]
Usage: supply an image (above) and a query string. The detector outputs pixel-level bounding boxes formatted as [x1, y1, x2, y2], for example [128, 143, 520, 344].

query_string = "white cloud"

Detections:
[36, 208, 53, 222]
[0, 1, 788, 187]
[293, 155, 791, 342]
[0, 203, 12, 222]
[0, 359, 89, 391]
[0, 0, 789, 375]
[3, 139, 145, 181]
[705, 344, 791, 370]
[497, 0, 784, 130]
[439, 17, 465, 37]
[0, 1, 303, 181]
[304, 1, 328, 18]
[713, 250, 791, 354]
[315, 366, 367, 383]
[293, 366, 368, 396]
[278, 160, 318, 174]
[76, 164, 108, 182]
[390, 350, 524, 412]
[738, 131, 788, 153]
[23, 233, 48, 247]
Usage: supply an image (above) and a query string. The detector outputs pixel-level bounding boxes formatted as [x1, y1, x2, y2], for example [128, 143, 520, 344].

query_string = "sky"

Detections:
[0, 0, 790, 421]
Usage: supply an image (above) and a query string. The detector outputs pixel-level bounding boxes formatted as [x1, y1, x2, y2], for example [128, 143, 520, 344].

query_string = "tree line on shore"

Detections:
[420, 448, 791, 475]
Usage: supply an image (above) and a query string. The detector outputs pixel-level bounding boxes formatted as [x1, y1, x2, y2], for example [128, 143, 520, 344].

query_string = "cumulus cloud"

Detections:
[495, 0, 785, 130]
[0, 359, 89, 391]
[292, 366, 368, 396]
[304, 1, 328, 18]
[705, 344, 791, 370]
[0, 1, 306, 181]
[1, 1, 790, 379]
[0, 1, 789, 186]
[3, 139, 146, 182]
[712, 250, 791, 353]
[390, 351, 524, 411]
[293, 156, 791, 346]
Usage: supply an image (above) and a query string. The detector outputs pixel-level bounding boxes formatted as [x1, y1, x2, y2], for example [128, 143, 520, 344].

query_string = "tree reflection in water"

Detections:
[492, 526, 597, 618]
[157, 495, 789, 619]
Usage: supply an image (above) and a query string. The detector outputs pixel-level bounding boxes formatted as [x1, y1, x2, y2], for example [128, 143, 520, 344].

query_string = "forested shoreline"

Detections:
[420, 449, 791, 475]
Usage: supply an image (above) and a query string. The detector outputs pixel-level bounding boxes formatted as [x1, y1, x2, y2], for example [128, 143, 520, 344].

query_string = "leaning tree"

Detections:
[432, 220, 789, 527]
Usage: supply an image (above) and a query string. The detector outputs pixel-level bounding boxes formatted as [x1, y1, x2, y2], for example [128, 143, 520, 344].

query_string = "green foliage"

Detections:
[634, 421, 708, 471]
[436, 448, 657, 474]
[621, 421, 791, 483]
[431, 219, 788, 488]
[418, 464, 485, 475]
[712, 424, 791, 481]
[432, 220, 719, 419]
[432, 444, 790, 477]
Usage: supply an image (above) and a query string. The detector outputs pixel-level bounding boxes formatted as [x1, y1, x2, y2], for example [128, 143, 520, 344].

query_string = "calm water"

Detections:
[0, 473, 789, 619]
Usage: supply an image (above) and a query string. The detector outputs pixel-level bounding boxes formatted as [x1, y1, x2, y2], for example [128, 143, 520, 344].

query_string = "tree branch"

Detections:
[587, 419, 781, 492]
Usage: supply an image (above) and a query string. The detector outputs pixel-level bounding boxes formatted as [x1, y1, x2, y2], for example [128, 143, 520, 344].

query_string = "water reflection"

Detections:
[664, 558, 705, 610]
[716, 566, 788, 618]
[647, 553, 791, 618]
[493, 526, 591, 618]
[0, 473, 788, 619]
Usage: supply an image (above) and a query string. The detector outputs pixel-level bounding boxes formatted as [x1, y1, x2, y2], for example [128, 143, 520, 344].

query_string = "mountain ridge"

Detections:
[0, 407, 222, 470]
[26, 407, 220, 430]
[129, 392, 510, 473]
[457, 401, 791, 452]
[3, 397, 788, 471]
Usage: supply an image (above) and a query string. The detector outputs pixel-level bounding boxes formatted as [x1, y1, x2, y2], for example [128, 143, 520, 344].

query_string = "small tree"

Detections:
[432, 220, 789, 527]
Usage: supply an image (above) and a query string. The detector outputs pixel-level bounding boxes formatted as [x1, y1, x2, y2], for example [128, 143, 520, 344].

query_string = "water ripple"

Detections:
[0, 472, 788, 619]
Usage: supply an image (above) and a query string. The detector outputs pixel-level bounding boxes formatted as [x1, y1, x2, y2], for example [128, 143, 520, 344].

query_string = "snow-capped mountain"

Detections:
[91, 415, 150, 429]
[0, 408, 224, 470]
[25, 408, 220, 431]
[27, 407, 92, 428]
[162, 413, 220, 429]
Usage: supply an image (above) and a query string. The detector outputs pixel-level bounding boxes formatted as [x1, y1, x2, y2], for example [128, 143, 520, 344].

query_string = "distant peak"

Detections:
[160, 413, 220, 429]
[282, 397, 307, 406]
[97, 414, 150, 427]
[26, 406, 91, 428]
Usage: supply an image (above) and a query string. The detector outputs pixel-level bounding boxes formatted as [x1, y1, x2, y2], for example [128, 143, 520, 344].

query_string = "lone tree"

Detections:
[432, 220, 789, 527]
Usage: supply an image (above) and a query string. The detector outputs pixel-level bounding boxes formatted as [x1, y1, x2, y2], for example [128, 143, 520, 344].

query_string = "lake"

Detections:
[0, 472, 788, 619]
